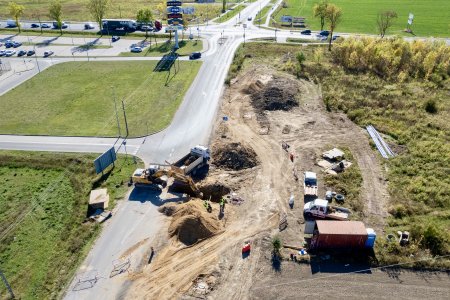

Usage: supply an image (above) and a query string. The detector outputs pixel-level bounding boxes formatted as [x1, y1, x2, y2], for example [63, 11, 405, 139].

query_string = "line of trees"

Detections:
[331, 36, 450, 82]
[313, 1, 342, 50]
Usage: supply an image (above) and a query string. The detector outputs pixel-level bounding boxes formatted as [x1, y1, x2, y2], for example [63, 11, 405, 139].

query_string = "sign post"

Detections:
[167, 0, 183, 50]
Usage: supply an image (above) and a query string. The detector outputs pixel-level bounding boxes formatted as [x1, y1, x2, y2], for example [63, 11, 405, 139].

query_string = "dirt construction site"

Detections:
[119, 66, 449, 299]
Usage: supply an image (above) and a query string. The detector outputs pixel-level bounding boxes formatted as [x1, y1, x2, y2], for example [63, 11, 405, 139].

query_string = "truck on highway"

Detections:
[303, 199, 350, 220]
[170, 145, 210, 176]
[101, 19, 137, 33]
[304, 171, 318, 197]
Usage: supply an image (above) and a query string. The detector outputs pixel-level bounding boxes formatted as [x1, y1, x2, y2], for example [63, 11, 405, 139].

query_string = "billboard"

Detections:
[94, 147, 117, 174]
[182, 7, 195, 14]
[167, 1, 182, 7]
[167, 6, 181, 13]
[281, 15, 292, 23]
[168, 18, 183, 25]
[168, 13, 183, 19]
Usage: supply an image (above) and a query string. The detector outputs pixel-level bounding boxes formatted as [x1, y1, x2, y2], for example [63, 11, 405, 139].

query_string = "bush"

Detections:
[411, 223, 449, 256]
[424, 99, 438, 114]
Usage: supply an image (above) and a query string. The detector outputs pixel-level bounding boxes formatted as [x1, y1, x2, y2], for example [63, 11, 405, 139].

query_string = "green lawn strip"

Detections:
[0, 151, 143, 299]
[286, 37, 316, 43]
[215, 4, 246, 23]
[274, 0, 450, 37]
[0, 60, 201, 137]
[120, 40, 203, 57]
[253, 0, 277, 26]
[0, 28, 172, 39]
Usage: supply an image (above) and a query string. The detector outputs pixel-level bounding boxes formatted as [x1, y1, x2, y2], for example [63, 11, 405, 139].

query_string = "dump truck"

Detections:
[304, 171, 318, 197]
[170, 145, 210, 175]
[303, 199, 350, 220]
[309, 220, 376, 250]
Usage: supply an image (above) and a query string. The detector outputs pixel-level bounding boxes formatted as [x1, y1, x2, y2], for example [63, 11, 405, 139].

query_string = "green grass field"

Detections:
[274, 0, 450, 37]
[120, 40, 203, 57]
[0, 151, 142, 299]
[0, 61, 201, 137]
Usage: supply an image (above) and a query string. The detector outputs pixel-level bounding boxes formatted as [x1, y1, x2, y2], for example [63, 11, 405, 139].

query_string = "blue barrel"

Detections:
[365, 228, 376, 248]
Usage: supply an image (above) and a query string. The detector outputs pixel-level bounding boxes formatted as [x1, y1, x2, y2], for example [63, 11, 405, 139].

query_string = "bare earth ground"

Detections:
[119, 66, 449, 299]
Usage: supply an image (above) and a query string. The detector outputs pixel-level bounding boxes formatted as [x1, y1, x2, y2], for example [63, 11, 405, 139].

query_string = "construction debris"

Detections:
[322, 148, 345, 160]
[250, 77, 299, 112]
[89, 189, 110, 210]
[366, 125, 396, 158]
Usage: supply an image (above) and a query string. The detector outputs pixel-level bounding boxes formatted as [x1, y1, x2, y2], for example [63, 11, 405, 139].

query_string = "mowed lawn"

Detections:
[0, 151, 142, 299]
[275, 0, 450, 37]
[121, 40, 203, 57]
[0, 61, 201, 137]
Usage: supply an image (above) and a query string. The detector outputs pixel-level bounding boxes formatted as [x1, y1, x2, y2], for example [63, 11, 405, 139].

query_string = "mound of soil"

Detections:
[212, 142, 259, 171]
[199, 182, 231, 201]
[250, 77, 299, 112]
[168, 201, 222, 246]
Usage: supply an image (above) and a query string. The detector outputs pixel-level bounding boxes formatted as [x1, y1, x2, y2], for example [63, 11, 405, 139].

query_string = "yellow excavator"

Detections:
[131, 165, 202, 197]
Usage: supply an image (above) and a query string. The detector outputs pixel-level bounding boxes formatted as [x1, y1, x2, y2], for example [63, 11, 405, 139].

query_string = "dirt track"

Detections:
[121, 66, 447, 299]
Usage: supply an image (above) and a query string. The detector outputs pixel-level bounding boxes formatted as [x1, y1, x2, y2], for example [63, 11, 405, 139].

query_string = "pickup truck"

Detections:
[172, 145, 210, 175]
[303, 199, 350, 220]
[304, 171, 318, 197]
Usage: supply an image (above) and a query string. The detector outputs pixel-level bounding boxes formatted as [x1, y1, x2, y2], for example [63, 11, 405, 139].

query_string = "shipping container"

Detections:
[310, 220, 369, 250]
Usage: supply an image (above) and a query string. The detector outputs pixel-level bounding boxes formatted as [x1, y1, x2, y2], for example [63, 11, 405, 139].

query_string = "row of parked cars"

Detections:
[0, 40, 54, 57]
[300, 29, 340, 41]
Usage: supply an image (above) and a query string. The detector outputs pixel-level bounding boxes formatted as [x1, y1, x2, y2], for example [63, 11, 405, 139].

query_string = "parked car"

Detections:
[43, 50, 54, 57]
[316, 34, 328, 41]
[247, 16, 252, 21]
[17, 50, 27, 56]
[5, 50, 16, 57]
[26, 50, 36, 56]
[189, 52, 201, 60]
[0, 50, 6, 56]
[84, 23, 95, 30]
[53, 22, 68, 29]
[130, 46, 142, 53]
[31, 23, 40, 28]
[140, 25, 152, 31]
[319, 30, 330, 36]
[301, 29, 311, 35]
[332, 35, 341, 41]
[41, 23, 51, 28]
[12, 41, 22, 48]
[111, 36, 120, 42]
[5, 41, 13, 48]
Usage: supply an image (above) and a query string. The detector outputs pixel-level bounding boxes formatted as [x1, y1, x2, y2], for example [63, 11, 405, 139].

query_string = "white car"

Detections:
[130, 46, 143, 53]
[44, 50, 54, 57]
[5, 50, 16, 56]
[0, 50, 6, 56]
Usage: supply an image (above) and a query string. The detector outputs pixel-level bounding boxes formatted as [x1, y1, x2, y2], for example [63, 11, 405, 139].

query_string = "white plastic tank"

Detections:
[365, 228, 377, 248]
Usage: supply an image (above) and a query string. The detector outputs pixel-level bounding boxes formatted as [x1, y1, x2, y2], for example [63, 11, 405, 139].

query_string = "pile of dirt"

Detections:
[168, 201, 222, 246]
[250, 77, 299, 112]
[199, 182, 231, 201]
[212, 142, 259, 171]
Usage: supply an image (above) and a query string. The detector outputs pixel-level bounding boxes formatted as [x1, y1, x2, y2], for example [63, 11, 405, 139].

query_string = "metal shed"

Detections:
[310, 220, 368, 250]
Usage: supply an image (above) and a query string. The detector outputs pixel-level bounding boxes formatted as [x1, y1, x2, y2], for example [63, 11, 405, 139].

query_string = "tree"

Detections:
[8, 2, 24, 33]
[272, 236, 282, 256]
[88, 0, 110, 31]
[156, 1, 166, 19]
[136, 8, 153, 38]
[182, 16, 190, 41]
[377, 10, 397, 38]
[49, 0, 63, 35]
[313, 0, 328, 31]
[325, 4, 342, 51]
[222, 0, 226, 13]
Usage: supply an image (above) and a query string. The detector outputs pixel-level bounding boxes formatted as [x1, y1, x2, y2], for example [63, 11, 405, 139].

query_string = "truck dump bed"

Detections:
[304, 186, 318, 196]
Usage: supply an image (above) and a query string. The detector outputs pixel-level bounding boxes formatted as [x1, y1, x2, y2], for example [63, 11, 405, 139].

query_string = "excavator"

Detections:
[131, 164, 203, 197]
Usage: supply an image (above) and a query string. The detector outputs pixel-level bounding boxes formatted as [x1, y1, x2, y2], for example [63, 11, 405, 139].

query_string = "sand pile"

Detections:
[212, 142, 259, 171]
[167, 201, 222, 246]
[250, 77, 299, 112]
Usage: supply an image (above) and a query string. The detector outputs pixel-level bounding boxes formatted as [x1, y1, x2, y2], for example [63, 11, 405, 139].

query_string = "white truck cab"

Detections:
[191, 145, 210, 160]
[303, 199, 349, 220]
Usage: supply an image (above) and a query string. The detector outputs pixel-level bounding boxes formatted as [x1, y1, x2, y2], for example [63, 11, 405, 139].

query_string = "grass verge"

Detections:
[0, 150, 143, 299]
[253, 0, 277, 26]
[273, 0, 450, 37]
[215, 4, 246, 23]
[120, 40, 203, 57]
[0, 60, 201, 137]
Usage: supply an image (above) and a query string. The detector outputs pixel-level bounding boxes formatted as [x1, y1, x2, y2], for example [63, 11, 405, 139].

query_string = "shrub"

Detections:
[424, 99, 438, 114]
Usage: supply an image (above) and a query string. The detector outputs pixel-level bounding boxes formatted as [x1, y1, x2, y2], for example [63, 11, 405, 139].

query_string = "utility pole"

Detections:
[121, 100, 129, 137]
[0, 270, 15, 299]
[112, 86, 121, 137]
